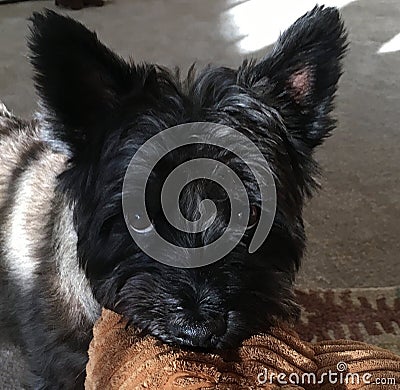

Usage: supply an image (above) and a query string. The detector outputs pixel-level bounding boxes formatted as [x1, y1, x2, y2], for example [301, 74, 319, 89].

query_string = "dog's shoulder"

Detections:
[0, 100, 21, 135]
[0, 100, 12, 119]
[0, 100, 41, 146]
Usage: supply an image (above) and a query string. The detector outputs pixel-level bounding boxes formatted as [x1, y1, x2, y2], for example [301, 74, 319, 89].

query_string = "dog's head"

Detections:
[29, 7, 346, 349]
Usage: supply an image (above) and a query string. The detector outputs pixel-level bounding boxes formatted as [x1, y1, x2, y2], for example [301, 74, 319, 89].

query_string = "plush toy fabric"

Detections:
[85, 309, 400, 389]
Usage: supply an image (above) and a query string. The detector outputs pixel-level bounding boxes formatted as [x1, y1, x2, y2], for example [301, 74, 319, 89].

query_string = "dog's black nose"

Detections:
[170, 316, 226, 349]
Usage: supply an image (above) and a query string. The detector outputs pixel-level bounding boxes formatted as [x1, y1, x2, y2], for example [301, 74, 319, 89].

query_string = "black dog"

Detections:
[0, 6, 346, 389]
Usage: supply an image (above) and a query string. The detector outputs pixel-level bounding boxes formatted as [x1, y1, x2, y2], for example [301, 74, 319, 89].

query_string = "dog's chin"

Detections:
[112, 312, 256, 351]
[93, 247, 301, 351]
[118, 310, 294, 351]
[111, 292, 300, 351]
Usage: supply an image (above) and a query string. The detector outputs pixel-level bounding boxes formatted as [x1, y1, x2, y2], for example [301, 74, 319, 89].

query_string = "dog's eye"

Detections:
[238, 205, 260, 230]
[130, 213, 154, 234]
[247, 205, 260, 230]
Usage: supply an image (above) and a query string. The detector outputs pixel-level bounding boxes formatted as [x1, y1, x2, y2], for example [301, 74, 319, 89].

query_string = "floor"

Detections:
[0, 0, 399, 287]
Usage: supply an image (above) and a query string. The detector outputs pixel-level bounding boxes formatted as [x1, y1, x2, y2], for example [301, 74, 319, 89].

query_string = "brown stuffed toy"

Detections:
[85, 309, 400, 389]
[55, 0, 104, 10]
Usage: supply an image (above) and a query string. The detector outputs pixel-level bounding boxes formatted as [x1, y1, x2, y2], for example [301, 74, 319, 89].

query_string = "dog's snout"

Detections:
[170, 315, 226, 349]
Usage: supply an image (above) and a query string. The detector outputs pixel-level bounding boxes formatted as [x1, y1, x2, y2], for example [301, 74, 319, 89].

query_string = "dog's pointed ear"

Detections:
[29, 10, 142, 155]
[240, 6, 347, 149]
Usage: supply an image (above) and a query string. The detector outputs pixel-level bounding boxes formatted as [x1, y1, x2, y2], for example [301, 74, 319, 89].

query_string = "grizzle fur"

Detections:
[0, 7, 347, 389]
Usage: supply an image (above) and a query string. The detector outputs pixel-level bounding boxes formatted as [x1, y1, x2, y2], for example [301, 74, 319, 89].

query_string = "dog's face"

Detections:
[29, 7, 346, 349]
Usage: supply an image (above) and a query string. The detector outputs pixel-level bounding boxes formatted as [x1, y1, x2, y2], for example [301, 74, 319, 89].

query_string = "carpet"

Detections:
[295, 286, 400, 355]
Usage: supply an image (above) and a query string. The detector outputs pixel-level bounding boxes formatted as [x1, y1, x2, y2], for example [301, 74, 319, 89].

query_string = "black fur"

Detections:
[6, 6, 346, 388]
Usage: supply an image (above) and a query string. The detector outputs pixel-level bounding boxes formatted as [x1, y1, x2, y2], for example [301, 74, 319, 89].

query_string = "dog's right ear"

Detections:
[29, 10, 144, 156]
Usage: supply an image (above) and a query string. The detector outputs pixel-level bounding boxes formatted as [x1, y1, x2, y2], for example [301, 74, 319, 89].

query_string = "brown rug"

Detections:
[295, 286, 400, 354]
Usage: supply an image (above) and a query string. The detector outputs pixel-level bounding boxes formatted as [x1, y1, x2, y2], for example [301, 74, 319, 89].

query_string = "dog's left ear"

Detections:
[240, 6, 347, 149]
[29, 10, 145, 156]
